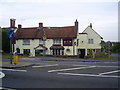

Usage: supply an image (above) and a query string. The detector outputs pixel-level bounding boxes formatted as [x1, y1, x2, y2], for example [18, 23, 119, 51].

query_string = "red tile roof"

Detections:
[15, 26, 78, 39]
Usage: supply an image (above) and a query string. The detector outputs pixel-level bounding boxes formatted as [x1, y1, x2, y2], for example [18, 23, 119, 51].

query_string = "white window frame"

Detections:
[53, 39, 61, 44]
[23, 39, 30, 45]
[88, 39, 94, 44]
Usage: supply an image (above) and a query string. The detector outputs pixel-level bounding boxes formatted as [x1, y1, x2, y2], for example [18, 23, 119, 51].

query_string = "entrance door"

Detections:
[35, 50, 44, 56]
[78, 49, 85, 58]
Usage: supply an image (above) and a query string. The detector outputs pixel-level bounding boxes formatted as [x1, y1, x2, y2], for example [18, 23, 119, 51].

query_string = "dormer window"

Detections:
[53, 39, 61, 45]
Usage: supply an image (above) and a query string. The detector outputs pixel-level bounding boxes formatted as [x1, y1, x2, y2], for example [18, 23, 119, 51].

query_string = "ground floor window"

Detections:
[23, 49, 30, 55]
[51, 49, 64, 55]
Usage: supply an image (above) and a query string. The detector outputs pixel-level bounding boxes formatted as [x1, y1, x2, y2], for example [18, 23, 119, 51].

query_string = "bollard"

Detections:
[13, 51, 18, 65]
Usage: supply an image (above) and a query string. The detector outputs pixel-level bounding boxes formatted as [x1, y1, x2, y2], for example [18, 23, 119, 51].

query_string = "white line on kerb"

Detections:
[58, 73, 120, 78]
[48, 66, 96, 72]
[0, 68, 27, 72]
[99, 70, 120, 75]
[32, 64, 58, 68]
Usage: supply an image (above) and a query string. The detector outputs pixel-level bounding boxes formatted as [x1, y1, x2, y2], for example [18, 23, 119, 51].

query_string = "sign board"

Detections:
[8, 30, 14, 40]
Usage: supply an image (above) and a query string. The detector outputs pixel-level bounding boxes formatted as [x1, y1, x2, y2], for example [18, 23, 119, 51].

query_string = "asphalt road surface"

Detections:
[1, 59, 120, 89]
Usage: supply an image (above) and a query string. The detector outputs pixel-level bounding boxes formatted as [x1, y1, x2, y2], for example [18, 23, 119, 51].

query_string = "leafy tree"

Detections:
[111, 42, 120, 54]
[2, 29, 10, 53]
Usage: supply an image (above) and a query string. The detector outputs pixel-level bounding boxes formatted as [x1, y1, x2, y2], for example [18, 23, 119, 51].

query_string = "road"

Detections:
[1, 58, 120, 89]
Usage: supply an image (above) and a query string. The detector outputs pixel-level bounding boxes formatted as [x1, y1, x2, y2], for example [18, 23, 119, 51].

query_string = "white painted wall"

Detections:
[82, 26, 101, 49]
[45, 39, 53, 55]
[76, 34, 88, 55]
[15, 39, 39, 56]
[15, 38, 76, 56]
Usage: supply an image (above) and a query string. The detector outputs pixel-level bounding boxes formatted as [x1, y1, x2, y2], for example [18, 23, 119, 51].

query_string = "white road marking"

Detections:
[32, 64, 58, 68]
[0, 72, 5, 78]
[58, 72, 120, 78]
[73, 65, 118, 68]
[73, 65, 92, 67]
[97, 66, 118, 68]
[0, 87, 16, 90]
[99, 70, 120, 75]
[48, 66, 96, 72]
[0, 68, 27, 72]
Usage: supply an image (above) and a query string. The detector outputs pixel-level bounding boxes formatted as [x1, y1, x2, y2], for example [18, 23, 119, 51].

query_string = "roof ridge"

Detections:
[20, 26, 75, 29]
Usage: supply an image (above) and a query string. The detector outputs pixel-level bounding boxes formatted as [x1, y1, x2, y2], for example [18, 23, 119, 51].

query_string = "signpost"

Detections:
[8, 29, 14, 64]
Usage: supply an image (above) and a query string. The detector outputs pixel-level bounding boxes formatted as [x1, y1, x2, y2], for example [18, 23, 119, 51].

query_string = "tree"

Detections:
[2, 29, 10, 53]
[111, 42, 120, 54]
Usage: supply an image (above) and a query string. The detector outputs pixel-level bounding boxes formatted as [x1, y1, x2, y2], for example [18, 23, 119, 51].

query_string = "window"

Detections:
[63, 39, 72, 46]
[88, 39, 94, 44]
[23, 49, 30, 55]
[23, 39, 30, 45]
[53, 39, 61, 45]
[39, 39, 45, 45]
[66, 49, 70, 52]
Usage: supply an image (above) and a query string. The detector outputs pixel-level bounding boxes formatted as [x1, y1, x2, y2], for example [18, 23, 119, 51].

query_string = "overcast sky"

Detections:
[0, 0, 119, 42]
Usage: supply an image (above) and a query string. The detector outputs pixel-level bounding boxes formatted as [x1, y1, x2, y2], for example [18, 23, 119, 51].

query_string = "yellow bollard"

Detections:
[13, 55, 18, 64]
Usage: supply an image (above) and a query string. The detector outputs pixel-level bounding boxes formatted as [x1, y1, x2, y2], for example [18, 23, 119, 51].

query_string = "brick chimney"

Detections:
[90, 23, 92, 28]
[75, 19, 78, 30]
[18, 24, 22, 29]
[10, 18, 16, 28]
[39, 23, 43, 29]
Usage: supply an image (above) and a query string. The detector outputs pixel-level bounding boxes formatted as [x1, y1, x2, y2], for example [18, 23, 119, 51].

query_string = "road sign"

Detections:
[8, 30, 14, 40]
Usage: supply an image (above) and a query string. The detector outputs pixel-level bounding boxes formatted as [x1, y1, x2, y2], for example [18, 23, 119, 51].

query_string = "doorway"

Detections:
[78, 49, 85, 58]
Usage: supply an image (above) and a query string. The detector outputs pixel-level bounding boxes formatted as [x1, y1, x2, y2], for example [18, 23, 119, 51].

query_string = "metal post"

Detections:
[43, 40, 45, 56]
[10, 40, 12, 64]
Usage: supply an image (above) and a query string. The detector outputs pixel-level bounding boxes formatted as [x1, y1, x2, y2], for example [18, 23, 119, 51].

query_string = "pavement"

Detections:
[0, 61, 34, 69]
